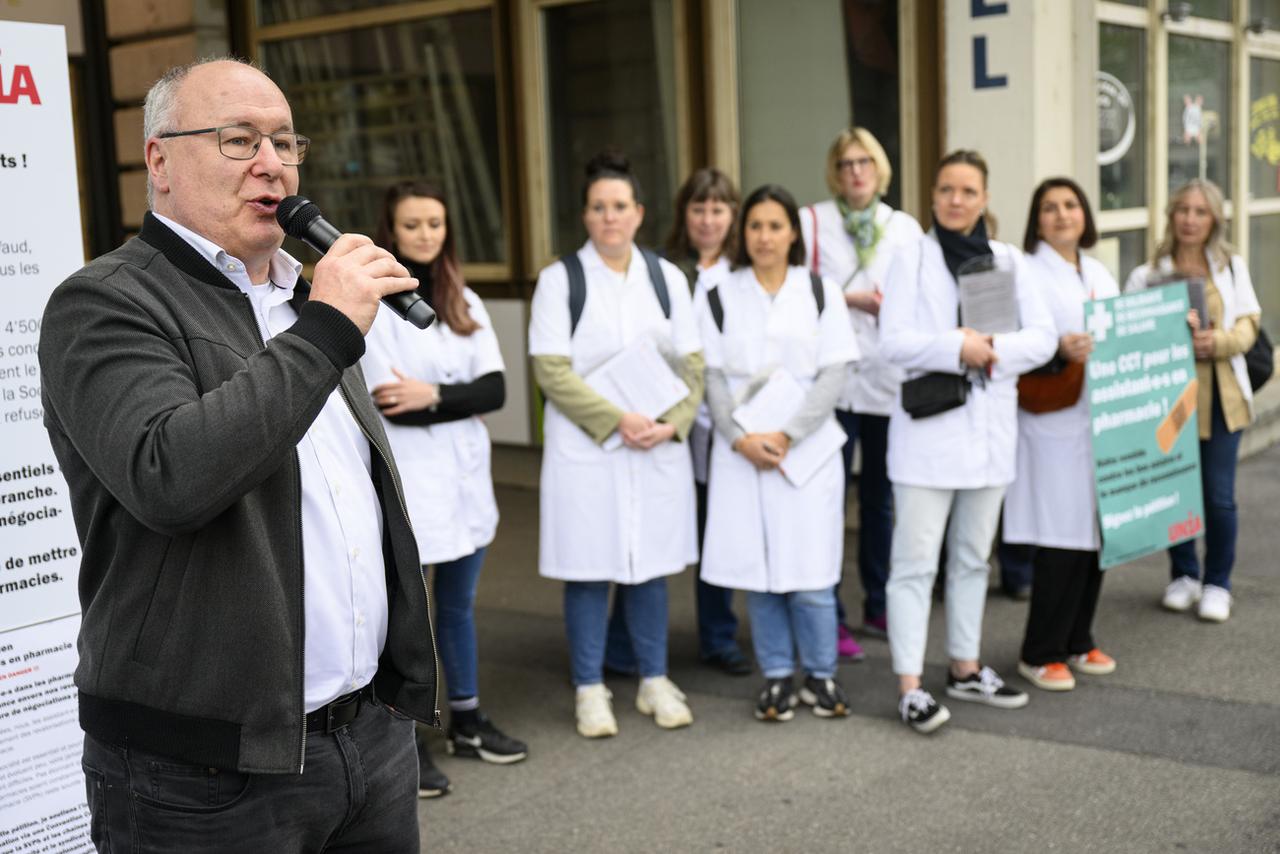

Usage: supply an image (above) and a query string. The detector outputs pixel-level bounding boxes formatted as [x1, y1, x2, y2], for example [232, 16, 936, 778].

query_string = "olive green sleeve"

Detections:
[531, 355, 624, 444]
[657, 350, 705, 442]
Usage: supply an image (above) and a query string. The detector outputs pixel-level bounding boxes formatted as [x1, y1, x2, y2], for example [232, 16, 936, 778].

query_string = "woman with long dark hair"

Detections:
[698, 184, 859, 722]
[362, 181, 527, 797]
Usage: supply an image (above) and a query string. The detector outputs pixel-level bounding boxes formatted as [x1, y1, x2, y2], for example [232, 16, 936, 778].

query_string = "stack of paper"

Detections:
[732, 369, 846, 488]
[585, 336, 691, 450]
[959, 267, 1019, 334]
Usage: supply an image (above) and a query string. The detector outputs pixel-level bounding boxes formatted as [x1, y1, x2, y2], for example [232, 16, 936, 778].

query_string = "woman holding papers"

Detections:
[1004, 178, 1119, 692]
[878, 150, 1056, 734]
[1124, 179, 1261, 623]
[528, 150, 704, 738]
[801, 127, 923, 658]
[362, 181, 527, 798]
[604, 168, 750, 678]
[697, 184, 860, 722]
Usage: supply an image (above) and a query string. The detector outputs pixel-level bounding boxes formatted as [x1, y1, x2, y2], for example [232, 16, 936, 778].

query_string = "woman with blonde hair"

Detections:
[801, 127, 922, 658]
[1124, 179, 1262, 623]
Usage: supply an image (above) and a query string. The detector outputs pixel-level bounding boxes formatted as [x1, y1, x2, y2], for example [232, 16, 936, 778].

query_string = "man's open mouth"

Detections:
[249, 196, 281, 214]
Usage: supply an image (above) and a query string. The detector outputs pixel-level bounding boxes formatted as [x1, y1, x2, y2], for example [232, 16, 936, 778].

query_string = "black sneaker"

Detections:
[798, 676, 851, 718]
[447, 710, 528, 765]
[701, 647, 753, 677]
[416, 737, 451, 798]
[898, 688, 950, 734]
[753, 677, 796, 722]
[945, 665, 1029, 709]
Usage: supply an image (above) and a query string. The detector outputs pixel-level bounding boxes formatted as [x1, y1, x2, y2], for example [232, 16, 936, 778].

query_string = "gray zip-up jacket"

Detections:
[39, 213, 439, 774]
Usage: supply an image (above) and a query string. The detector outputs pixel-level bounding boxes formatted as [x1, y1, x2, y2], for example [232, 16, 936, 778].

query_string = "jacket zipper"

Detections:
[336, 382, 442, 728]
[238, 293, 310, 772]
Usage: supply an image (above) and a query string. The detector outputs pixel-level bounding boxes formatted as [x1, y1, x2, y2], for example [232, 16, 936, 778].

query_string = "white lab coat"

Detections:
[696, 265, 860, 593]
[879, 232, 1057, 489]
[1003, 243, 1120, 551]
[361, 289, 504, 565]
[801, 200, 923, 415]
[1124, 251, 1261, 422]
[528, 241, 700, 584]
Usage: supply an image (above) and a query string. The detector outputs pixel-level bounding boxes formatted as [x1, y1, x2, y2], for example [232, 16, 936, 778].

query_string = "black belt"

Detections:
[306, 684, 373, 734]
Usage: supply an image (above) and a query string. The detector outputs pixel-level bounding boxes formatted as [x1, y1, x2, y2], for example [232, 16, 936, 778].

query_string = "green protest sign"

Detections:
[1085, 286, 1204, 568]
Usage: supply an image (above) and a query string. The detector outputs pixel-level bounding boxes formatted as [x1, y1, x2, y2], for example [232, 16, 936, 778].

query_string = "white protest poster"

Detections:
[0, 21, 91, 853]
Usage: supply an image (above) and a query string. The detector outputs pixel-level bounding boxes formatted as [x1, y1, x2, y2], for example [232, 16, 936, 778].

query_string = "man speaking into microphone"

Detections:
[38, 57, 436, 852]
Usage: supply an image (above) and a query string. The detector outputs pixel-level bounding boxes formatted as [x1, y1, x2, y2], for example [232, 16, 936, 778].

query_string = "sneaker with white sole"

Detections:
[447, 710, 528, 764]
[1018, 661, 1075, 691]
[899, 688, 950, 734]
[635, 676, 693, 729]
[1197, 585, 1232, 622]
[946, 665, 1029, 709]
[575, 684, 618, 738]
[754, 677, 797, 722]
[798, 676, 851, 718]
[1067, 648, 1116, 675]
[1162, 576, 1203, 612]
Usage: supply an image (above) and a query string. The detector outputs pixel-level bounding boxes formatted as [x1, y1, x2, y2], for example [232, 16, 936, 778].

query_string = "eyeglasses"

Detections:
[837, 156, 875, 173]
[157, 125, 311, 166]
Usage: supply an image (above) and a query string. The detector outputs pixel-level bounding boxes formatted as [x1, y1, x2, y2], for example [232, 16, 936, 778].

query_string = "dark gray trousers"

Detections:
[81, 698, 419, 853]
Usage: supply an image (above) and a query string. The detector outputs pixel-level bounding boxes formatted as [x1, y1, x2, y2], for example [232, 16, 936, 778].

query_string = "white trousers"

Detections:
[886, 483, 1006, 676]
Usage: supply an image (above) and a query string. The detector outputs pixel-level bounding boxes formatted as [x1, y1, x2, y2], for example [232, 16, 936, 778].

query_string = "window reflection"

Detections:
[1168, 36, 1230, 196]
[1099, 25, 1146, 211]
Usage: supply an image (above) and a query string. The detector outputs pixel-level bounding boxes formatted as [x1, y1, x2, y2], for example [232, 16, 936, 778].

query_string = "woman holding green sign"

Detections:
[1123, 179, 1261, 624]
[1005, 178, 1119, 692]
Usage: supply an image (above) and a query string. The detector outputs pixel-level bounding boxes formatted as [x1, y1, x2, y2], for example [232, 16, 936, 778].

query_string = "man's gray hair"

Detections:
[143, 55, 265, 207]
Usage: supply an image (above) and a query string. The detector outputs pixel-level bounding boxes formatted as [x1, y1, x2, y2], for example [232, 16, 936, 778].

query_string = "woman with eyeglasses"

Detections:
[528, 150, 704, 738]
[800, 127, 922, 660]
[1004, 177, 1120, 692]
[1124, 178, 1262, 623]
[879, 150, 1056, 734]
[360, 181, 527, 798]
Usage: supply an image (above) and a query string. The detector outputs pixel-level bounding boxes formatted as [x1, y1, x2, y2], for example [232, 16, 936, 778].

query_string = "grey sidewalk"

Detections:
[417, 444, 1280, 853]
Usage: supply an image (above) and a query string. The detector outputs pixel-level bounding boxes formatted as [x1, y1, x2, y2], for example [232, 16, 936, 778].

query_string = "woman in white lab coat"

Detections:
[879, 150, 1056, 734]
[604, 167, 752, 678]
[528, 150, 704, 739]
[362, 181, 526, 798]
[698, 184, 860, 722]
[1124, 179, 1262, 623]
[1003, 178, 1120, 692]
[800, 126, 923, 656]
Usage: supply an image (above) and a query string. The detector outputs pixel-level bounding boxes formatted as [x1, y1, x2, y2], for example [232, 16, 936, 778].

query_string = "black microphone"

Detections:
[276, 195, 435, 329]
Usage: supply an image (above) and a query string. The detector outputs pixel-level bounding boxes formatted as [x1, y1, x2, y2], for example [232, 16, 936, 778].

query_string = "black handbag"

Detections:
[1245, 327, 1274, 391]
[901, 372, 970, 419]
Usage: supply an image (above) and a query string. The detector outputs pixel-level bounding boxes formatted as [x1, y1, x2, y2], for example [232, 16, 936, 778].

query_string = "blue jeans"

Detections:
[607, 480, 739, 668]
[836, 409, 893, 624]
[746, 588, 838, 680]
[81, 699, 418, 853]
[432, 547, 486, 702]
[566, 578, 669, 686]
[1169, 390, 1243, 590]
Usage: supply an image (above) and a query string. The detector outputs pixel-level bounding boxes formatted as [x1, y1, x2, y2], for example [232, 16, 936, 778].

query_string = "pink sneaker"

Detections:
[837, 625, 866, 661]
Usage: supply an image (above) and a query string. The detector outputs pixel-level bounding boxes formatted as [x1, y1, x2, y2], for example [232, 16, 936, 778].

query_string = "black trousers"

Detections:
[81, 698, 419, 853]
[1020, 547, 1104, 666]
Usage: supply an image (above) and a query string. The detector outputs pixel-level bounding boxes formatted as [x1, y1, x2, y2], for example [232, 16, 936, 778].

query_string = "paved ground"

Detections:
[416, 444, 1280, 853]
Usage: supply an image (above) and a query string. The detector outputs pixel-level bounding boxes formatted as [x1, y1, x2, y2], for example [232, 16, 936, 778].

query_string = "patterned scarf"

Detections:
[836, 194, 884, 271]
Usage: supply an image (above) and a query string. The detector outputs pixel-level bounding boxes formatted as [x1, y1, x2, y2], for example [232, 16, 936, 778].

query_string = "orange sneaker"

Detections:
[1068, 649, 1116, 675]
[1017, 661, 1075, 691]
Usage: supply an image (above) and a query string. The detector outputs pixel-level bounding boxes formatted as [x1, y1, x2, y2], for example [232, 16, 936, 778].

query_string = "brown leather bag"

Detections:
[1017, 360, 1085, 414]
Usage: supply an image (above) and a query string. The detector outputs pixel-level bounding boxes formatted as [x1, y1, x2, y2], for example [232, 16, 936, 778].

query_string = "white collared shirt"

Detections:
[154, 213, 388, 712]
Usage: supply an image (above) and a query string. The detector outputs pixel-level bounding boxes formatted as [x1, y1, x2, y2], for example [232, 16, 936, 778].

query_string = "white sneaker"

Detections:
[636, 676, 693, 729]
[1162, 577, 1203, 612]
[575, 684, 618, 738]
[1197, 585, 1232, 622]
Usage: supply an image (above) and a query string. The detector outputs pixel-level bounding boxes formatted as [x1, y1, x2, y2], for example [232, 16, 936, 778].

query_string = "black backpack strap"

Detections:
[562, 253, 587, 335]
[706, 285, 725, 333]
[641, 248, 672, 318]
[809, 271, 825, 315]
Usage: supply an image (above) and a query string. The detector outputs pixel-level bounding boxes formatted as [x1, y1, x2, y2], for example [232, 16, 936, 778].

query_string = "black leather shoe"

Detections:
[701, 648, 752, 676]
